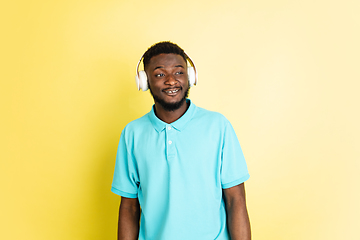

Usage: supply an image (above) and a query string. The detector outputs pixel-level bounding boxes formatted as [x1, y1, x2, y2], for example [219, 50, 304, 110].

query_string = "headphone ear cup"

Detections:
[136, 70, 148, 91]
[187, 66, 196, 87]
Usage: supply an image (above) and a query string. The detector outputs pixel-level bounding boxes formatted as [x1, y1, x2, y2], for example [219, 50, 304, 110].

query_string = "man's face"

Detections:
[146, 53, 189, 111]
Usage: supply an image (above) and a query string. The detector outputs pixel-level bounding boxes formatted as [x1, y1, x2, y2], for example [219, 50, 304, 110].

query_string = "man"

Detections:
[112, 41, 251, 240]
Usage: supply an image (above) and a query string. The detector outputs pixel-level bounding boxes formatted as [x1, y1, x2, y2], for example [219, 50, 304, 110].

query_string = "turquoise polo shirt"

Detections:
[111, 99, 249, 240]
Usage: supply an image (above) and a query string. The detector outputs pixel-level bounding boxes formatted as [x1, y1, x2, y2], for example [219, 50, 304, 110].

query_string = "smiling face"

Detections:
[146, 53, 189, 111]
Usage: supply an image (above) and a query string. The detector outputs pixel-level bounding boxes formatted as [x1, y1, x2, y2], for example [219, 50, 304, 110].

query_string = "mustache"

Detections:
[162, 86, 182, 91]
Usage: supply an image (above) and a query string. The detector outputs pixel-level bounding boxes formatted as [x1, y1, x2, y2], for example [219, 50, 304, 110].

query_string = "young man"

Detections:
[111, 41, 251, 240]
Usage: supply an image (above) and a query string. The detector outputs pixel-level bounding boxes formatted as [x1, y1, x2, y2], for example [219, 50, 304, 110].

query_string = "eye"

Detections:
[175, 71, 184, 75]
[155, 73, 165, 77]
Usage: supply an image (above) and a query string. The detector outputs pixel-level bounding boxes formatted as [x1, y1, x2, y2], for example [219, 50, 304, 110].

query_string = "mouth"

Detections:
[163, 88, 181, 96]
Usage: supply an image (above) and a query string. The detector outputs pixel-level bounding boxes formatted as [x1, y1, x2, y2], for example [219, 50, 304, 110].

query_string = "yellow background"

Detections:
[1, 0, 359, 239]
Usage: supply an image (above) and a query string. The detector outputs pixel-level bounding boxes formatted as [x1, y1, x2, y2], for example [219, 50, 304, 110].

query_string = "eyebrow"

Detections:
[153, 66, 164, 71]
[175, 64, 185, 69]
[152, 64, 185, 71]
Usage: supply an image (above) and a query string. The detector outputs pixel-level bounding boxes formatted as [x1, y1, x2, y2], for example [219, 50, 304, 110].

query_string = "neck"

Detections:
[154, 100, 189, 124]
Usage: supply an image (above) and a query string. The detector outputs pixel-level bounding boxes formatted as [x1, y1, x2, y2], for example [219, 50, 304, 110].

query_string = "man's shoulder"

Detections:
[194, 106, 230, 124]
[122, 112, 151, 133]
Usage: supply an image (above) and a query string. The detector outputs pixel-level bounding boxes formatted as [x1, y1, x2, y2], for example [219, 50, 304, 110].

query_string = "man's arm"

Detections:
[223, 183, 251, 240]
[118, 197, 140, 240]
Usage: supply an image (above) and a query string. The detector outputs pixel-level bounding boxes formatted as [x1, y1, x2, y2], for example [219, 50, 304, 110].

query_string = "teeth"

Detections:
[166, 89, 179, 93]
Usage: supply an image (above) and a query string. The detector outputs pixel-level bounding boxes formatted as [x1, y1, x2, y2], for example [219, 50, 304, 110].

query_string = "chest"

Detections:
[133, 124, 224, 185]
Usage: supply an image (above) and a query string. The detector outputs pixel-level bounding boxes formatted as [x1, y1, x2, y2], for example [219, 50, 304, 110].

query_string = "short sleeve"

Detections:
[111, 128, 139, 198]
[221, 121, 250, 189]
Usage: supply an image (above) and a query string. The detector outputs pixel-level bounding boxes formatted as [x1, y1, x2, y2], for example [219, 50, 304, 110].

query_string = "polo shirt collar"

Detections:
[148, 99, 196, 132]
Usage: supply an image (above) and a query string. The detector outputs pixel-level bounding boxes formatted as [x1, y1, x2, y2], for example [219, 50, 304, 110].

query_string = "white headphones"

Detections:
[135, 52, 198, 91]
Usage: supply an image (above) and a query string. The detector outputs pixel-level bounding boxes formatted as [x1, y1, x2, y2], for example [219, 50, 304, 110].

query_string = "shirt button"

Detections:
[168, 140, 172, 144]
[167, 126, 172, 130]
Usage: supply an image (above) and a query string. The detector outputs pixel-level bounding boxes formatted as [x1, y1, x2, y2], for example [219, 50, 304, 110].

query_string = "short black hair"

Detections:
[143, 41, 187, 70]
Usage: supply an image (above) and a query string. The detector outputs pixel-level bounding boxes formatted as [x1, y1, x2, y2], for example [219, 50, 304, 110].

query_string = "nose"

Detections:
[165, 74, 177, 85]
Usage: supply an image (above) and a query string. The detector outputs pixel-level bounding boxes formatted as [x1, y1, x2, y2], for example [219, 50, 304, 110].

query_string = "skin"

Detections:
[117, 197, 140, 240]
[223, 183, 251, 240]
[117, 53, 251, 240]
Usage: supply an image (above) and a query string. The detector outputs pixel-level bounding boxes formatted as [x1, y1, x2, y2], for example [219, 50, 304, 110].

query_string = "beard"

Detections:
[149, 85, 190, 112]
